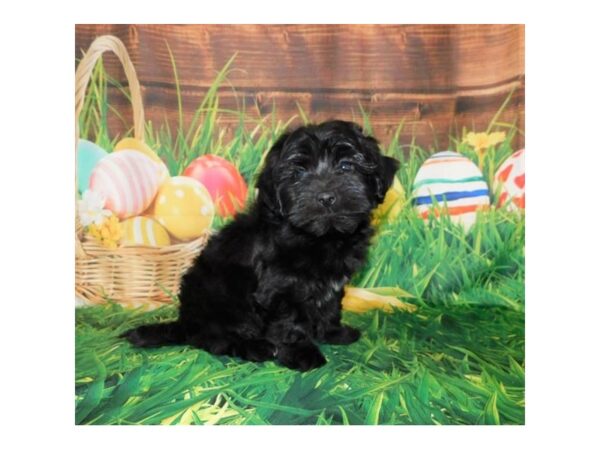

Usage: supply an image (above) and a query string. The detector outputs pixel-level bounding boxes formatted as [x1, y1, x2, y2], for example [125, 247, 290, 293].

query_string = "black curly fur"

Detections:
[123, 120, 399, 371]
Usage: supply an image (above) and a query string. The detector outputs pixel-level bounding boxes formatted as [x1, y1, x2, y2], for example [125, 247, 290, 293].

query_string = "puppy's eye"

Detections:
[338, 161, 353, 172]
[292, 166, 307, 178]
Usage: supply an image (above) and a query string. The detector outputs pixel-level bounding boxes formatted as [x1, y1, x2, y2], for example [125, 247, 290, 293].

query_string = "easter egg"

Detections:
[495, 149, 525, 211]
[372, 177, 406, 225]
[120, 216, 171, 247]
[77, 139, 107, 194]
[412, 151, 490, 229]
[89, 150, 161, 219]
[114, 137, 169, 183]
[150, 176, 214, 241]
[183, 155, 248, 217]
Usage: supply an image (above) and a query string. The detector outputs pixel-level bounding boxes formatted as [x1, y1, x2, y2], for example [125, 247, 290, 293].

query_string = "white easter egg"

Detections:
[412, 151, 490, 229]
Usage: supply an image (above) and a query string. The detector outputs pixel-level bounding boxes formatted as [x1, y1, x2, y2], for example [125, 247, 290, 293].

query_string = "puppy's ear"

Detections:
[350, 122, 365, 135]
[375, 155, 400, 202]
[256, 132, 289, 214]
[353, 127, 400, 202]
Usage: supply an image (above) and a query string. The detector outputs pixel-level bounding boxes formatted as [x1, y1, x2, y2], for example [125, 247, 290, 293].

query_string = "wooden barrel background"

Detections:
[75, 24, 525, 151]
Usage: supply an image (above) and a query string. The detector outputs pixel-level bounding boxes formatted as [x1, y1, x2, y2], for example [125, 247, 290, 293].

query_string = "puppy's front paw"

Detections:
[276, 342, 327, 372]
[322, 325, 361, 345]
[244, 339, 277, 362]
[120, 326, 155, 348]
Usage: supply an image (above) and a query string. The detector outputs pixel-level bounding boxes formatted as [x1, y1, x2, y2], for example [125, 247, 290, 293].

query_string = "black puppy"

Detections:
[123, 120, 398, 371]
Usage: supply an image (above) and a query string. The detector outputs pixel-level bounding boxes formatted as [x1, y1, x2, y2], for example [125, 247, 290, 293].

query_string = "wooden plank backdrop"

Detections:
[75, 24, 525, 151]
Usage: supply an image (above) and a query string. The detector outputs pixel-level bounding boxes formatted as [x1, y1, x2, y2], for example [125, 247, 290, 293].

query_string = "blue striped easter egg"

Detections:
[412, 151, 490, 229]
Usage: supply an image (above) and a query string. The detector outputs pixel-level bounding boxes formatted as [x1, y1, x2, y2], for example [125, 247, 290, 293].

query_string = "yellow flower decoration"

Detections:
[342, 286, 417, 313]
[87, 214, 122, 250]
[464, 131, 506, 169]
[464, 131, 505, 152]
[372, 177, 406, 226]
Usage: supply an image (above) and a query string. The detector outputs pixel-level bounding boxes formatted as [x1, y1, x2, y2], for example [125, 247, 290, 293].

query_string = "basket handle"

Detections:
[75, 35, 145, 141]
[75, 35, 145, 257]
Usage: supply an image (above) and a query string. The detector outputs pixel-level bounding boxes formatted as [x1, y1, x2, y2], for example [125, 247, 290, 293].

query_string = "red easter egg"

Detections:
[183, 155, 248, 217]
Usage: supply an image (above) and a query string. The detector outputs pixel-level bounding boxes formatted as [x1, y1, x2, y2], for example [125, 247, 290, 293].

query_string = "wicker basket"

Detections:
[75, 35, 209, 309]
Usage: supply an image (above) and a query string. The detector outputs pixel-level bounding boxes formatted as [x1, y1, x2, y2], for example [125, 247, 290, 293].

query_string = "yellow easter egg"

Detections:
[120, 216, 171, 247]
[372, 177, 406, 225]
[114, 137, 169, 183]
[151, 176, 214, 241]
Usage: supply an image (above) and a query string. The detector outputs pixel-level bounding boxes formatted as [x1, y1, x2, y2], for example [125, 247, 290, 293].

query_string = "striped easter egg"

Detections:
[120, 216, 171, 247]
[114, 137, 169, 184]
[412, 151, 490, 229]
[495, 149, 525, 211]
[89, 150, 161, 219]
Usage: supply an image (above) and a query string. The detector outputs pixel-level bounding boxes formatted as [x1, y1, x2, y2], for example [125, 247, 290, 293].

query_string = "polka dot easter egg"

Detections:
[77, 139, 107, 194]
[412, 151, 490, 229]
[183, 155, 248, 217]
[495, 149, 525, 211]
[89, 150, 161, 219]
[114, 137, 169, 183]
[150, 176, 214, 241]
[120, 216, 171, 247]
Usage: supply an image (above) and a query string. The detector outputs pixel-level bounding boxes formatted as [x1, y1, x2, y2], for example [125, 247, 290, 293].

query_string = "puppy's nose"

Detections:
[317, 192, 336, 207]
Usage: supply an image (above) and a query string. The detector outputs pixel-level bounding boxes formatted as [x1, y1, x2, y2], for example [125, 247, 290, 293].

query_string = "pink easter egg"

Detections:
[183, 155, 248, 217]
[90, 150, 161, 219]
[494, 149, 525, 211]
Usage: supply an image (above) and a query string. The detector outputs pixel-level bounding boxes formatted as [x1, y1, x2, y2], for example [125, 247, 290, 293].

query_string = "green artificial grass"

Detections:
[75, 55, 525, 425]
[76, 303, 523, 425]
